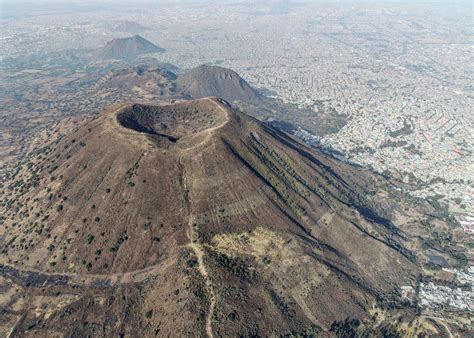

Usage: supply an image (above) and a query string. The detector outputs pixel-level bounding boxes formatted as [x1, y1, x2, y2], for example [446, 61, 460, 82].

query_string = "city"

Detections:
[0, 1, 472, 335]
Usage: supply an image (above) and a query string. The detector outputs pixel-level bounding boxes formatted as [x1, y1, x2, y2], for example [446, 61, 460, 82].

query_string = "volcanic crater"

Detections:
[116, 98, 229, 147]
[0, 96, 449, 337]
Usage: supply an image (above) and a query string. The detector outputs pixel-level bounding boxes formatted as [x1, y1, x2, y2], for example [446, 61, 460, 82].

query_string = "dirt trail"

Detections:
[420, 315, 454, 338]
[185, 219, 216, 338]
[178, 97, 230, 338]
[182, 97, 229, 154]
[181, 154, 217, 338]
[0, 257, 175, 289]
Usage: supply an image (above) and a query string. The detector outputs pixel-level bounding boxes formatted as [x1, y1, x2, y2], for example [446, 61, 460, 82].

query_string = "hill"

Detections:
[90, 65, 179, 102]
[177, 65, 261, 104]
[94, 35, 165, 61]
[0, 97, 457, 336]
[108, 20, 146, 34]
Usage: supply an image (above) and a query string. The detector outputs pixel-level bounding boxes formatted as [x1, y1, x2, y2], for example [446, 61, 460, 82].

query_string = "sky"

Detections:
[1, 0, 471, 19]
[1, 0, 472, 3]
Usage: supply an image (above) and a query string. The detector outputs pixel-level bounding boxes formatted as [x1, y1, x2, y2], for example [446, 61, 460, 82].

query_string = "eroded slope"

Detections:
[0, 98, 455, 336]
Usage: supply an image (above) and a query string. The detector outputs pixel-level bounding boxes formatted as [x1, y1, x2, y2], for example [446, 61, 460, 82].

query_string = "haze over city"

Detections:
[0, 0, 472, 336]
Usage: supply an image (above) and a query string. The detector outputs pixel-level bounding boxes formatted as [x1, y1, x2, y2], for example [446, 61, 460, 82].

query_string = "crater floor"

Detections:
[116, 98, 229, 147]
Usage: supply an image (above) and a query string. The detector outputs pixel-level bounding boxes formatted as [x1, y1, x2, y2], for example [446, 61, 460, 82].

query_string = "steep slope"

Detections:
[177, 65, 261, 104]
[0, 98, 451, 336]
[94, 35, 165, 61]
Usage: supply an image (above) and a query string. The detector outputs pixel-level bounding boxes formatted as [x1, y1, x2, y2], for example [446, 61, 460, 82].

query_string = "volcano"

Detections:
[1, 97, 450, 336]
[94, 35, 165, 61]
[177, 65, 261, 104]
